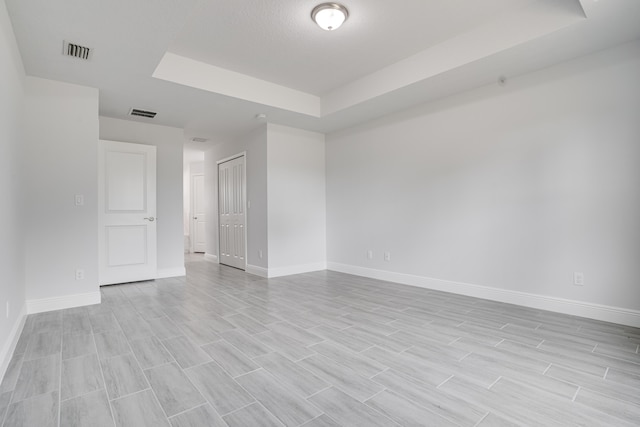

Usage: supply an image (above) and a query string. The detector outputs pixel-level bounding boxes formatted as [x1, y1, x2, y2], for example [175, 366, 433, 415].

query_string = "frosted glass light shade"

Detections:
[312, 3, 349, 31]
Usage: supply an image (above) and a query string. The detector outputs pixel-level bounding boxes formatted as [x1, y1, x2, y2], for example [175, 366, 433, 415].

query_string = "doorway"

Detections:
[191, 173, 206, 253]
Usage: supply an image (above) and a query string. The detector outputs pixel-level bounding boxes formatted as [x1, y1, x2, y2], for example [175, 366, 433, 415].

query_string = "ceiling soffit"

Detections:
[154, 0, 586, 118]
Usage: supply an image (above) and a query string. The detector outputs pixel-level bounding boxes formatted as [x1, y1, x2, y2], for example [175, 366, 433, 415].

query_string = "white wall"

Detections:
[204, 126, 268, 270]
[204, 124, 327, 277]
[0, 0, 26, 378]
[327, 41, 640, 317]
[23, 77, 100, 307]
[99, 117, 185, 278]
[267, 124, 326, 275]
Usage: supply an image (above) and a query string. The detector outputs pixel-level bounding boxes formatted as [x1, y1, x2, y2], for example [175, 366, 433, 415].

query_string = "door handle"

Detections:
[144, 217, 155, 222]
[193, 216, 197, 220]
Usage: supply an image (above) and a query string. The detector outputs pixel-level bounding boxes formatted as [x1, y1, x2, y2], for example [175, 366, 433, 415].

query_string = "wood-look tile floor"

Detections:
[2, 255, 639, 426]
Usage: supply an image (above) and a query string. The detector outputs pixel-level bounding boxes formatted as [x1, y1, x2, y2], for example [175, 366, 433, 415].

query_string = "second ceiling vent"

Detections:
[129, 108, 157, 119]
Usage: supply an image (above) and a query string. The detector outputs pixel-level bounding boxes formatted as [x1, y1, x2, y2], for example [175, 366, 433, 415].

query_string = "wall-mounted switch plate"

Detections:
[258, 250, 263, 259]
[573, 272, 584, 286]
[384, 252, 391, 262]
[367, 250, 373, 260]
[75, 194, 84, 206]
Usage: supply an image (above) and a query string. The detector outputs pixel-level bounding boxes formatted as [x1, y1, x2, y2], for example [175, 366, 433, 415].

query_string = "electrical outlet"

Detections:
[75, 269, 85, 280]
[367, 250, 373, 260]
[384, 251, 391, 262]
[573, 272, 584, 286]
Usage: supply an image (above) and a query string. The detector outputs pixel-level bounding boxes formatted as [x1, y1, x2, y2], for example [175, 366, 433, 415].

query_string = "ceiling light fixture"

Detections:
[311, 3, 349, 31]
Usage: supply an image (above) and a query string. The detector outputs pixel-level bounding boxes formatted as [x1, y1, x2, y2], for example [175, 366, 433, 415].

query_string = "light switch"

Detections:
[75, 194, 84, 206]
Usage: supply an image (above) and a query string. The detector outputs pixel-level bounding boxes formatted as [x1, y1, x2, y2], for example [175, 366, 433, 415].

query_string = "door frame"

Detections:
[190, 173, 205, 253]
[216, 152, 247, 267]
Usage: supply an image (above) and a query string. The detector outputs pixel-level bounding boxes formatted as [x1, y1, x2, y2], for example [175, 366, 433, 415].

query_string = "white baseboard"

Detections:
[156, 267, 186, 279]
[267, 262, 328, 278]
[204, 253, 218, 263]
[245, 262, 327, 278]
[246, 264, 268, 278]
[327, 262, 640, 328]
[26, 291, 101, 315]
[0, 303, 27, 384]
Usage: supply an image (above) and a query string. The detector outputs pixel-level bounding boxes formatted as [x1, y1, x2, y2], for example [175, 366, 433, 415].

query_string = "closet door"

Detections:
[218, 155, 246, 270]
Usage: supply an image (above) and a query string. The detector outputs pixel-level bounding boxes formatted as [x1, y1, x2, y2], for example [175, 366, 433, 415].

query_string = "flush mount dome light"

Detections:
[312, 3, 349, 31]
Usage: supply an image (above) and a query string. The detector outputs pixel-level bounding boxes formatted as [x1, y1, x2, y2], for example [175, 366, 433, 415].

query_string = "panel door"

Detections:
[99, 140, 157, 285]
[192, 173, 206, 253]
[218, 155, 246, 270]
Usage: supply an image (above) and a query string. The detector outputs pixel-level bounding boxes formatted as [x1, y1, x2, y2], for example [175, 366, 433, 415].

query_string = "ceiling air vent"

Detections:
[191, 137, 208, 143]
[63, 41, 91, 60]
[129, 108, 157, 119]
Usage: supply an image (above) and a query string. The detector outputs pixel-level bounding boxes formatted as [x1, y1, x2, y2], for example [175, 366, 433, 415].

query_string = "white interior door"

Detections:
[191, 173, 206, 253]
[218, 155, 246, 270]
[99, 140, 157, 285]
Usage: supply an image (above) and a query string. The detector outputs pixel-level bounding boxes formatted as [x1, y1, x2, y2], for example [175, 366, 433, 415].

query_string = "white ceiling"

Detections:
[170, 0, 536, 95]
[5, 0, 640, 146]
